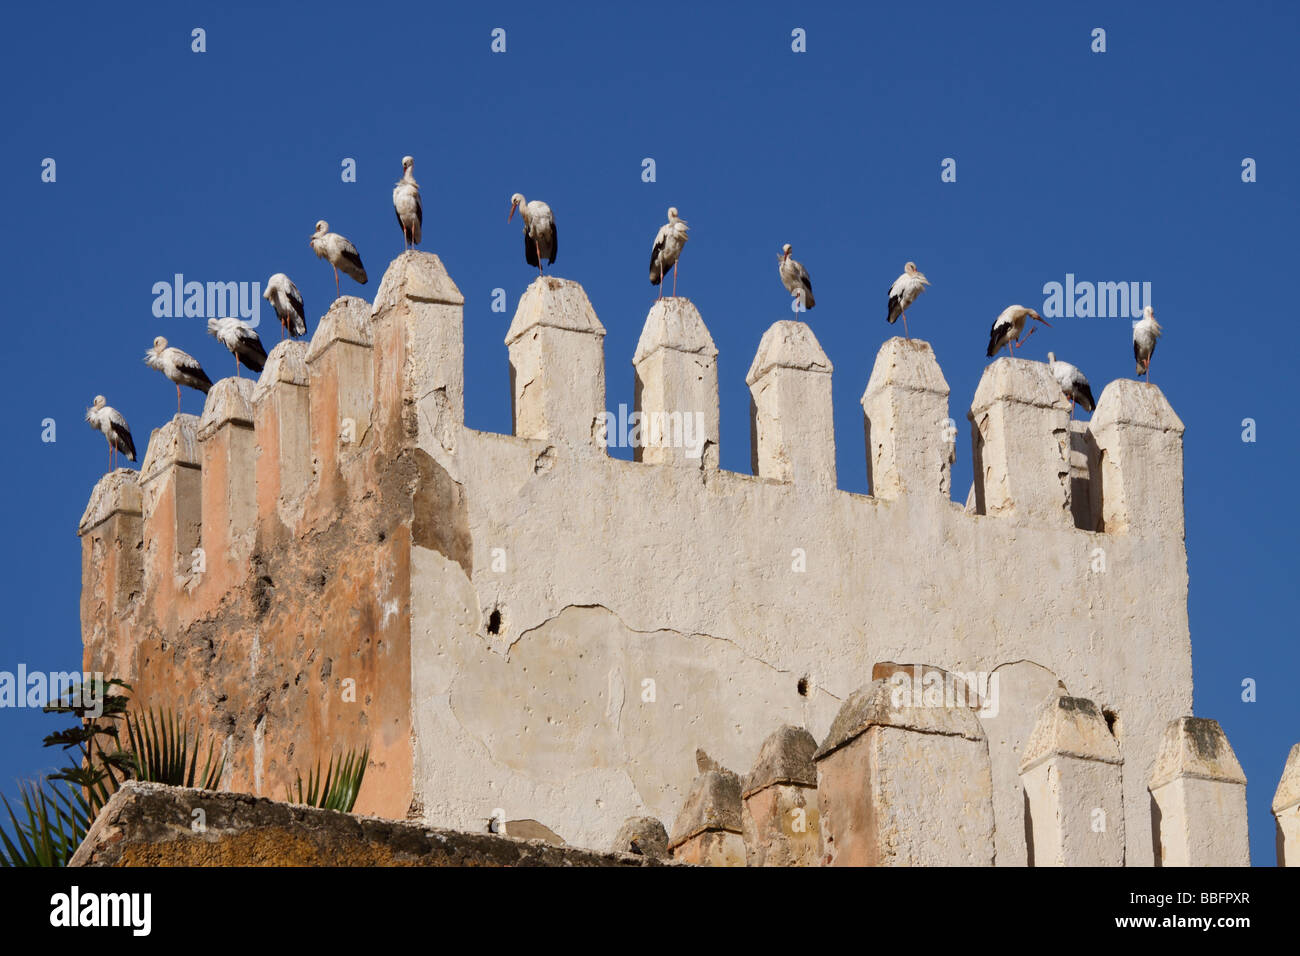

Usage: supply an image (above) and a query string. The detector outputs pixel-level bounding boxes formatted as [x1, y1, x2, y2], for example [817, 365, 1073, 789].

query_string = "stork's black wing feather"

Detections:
[340, 247, 368, 284]
[986, 323, 1003, 358]
[111, 421, 137, 462]
[887, 291, 903, 324]
[238, 335, 268, 373]
[548, 222, 556, 264]
[649, 237, 666, 285]
[1078, 381, 1096, 413]
[524, 229, 539, 267]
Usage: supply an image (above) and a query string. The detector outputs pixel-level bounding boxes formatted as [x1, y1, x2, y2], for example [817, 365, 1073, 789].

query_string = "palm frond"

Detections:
[288, 746, 369, 812]
[123, 709, 224, 790]
[0, 780, 92, 867]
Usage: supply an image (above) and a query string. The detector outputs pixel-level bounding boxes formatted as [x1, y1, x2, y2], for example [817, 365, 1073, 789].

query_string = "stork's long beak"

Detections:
[508, 204, 517, 222]
[1034, 315, 1053, 327]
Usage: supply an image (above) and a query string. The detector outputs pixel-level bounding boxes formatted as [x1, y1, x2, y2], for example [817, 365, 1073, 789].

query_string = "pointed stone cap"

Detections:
[668, 770, 743, 849]
[633, 298, 717, 365]
[742, 725, 817, 797]
[611, 816, 670, 858]
[862, 337, 949, 402]
[253, 341, 310, 402]
[971, 357, 1067, 412]
[141, 414, 202, 482]
[197, 377, 255, 439]
[1272, 743, 1300, 814]
[372, 250, 464, 313]
[813, 675, 986, 762]
[1091, 379, 1185, 435]
[305, 296, 373, 362]
[1019, 696, 1122, 773]
[1149, 717, 1247, 790]
[78, 469, 142, 535]
[746, 320, 831, 386]
[504, 277, 605, 346]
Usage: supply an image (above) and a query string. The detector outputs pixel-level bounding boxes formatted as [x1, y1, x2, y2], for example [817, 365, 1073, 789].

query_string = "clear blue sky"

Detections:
[1, 1, 1295, 864]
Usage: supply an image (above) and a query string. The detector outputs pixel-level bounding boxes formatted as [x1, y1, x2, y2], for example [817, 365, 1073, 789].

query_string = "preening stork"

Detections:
[264, 273, 306, 340]
[887, 261, 930, 339]
[393, 155, 422, 249]
[208, 317, 268, 376]
[649, 207, 689, 298]
[986, 305, 1051, 358]
[85, 395, 136, 470]
[144, 336, 212, 413]
[779, 244, 815, 310]
[1133, 305, 1163, 380]
[310, 221, 368, 296]
[508, 193, 556, 273]
[1047, 352, 1096, 419]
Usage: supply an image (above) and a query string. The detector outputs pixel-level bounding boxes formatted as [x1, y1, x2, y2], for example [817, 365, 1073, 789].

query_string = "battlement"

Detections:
[78, 250, 1243, 864]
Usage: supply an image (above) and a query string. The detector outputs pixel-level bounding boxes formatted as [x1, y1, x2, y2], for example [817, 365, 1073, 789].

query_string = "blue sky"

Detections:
[1, 1, 1296, 863]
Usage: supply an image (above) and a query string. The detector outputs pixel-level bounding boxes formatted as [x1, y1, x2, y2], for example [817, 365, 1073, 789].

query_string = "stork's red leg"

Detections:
[334, 267, 341, 297]
[672, 261, 678, 297]
[902, 313, 910, 341]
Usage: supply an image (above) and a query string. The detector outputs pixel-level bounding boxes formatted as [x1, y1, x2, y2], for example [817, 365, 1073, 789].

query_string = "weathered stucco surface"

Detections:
[79, 251, 1205, 864]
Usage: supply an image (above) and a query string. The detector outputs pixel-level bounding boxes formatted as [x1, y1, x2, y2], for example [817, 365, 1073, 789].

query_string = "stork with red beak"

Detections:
[986, 305, 1051, 358]
[508, 193, 556, 274]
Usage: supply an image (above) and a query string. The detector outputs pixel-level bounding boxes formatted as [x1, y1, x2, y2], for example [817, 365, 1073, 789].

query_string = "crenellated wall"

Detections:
[79, 250, 1224, 863]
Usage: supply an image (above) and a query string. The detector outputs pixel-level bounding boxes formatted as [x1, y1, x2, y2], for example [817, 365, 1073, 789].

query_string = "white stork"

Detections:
[1047, 352, 1096, 419]
[85, 395, 136, 470]
[310, 221, 368, 296]
[649, 207, 689, 298]
[508, 193, 556, 273]
[887, 261, 930, 339]
[393, 155, 422, 249]
[144, 336, 212, 413]
[779, 244, 815, 310]
[1133, 305, 1163, 380]
[987, 305, 1051, 358]
[264, 273, 306, 340]
[208, 317, 267, 377]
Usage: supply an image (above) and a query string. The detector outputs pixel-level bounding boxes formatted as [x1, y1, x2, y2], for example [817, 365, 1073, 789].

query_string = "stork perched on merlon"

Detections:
[887, 261, 930, 339]
[393, 155, 422, 250]
[508, 193, 556, 274]
[264, 273, 306, 340]
[208, 317, 267, 377]
[85, 395, 136, 470]
[778, 243, 815, 311]
[986, 305, 1051, 358]
[649, 207, 689, 298]
[144, 336, 212, 413]
[310, 220, 368, 296]
[1133, 305, 1163, 381]
[1047, 352, 1096, 419]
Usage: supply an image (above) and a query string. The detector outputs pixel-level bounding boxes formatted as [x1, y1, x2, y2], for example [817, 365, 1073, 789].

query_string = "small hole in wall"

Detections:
[797, 676, 810, 697]
[487, 608, 502, 635]
[1103, 709, 1120, 738]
